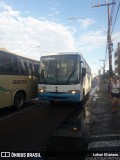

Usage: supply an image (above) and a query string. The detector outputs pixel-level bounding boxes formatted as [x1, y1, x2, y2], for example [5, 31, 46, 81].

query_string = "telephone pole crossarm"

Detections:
[92, 2, 116, 8]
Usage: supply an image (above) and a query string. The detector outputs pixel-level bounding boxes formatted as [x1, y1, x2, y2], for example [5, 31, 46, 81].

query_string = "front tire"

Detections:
[14, 92, 25, 110]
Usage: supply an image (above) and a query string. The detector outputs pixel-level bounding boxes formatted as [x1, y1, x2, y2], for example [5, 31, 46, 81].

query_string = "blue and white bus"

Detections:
[38, 52, 91, 104]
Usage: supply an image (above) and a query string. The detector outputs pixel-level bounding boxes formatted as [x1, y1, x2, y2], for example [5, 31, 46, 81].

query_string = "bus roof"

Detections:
[0, 49, 38, 62]
[41, 52, 83, 57]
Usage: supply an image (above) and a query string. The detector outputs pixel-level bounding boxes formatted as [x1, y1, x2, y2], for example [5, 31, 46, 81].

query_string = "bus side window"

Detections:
[13, 56, 21, 74]
[0, 52, 13, 74]
[27, 61, 32, 76]
[20, 59, 28, 75]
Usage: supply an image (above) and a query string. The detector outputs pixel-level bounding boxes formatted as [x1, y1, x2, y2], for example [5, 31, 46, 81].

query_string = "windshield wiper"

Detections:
[65, 68, 75, 84]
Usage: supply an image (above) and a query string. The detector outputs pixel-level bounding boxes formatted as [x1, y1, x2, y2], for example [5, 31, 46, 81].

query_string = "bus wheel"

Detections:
[14, 92, 25, 110]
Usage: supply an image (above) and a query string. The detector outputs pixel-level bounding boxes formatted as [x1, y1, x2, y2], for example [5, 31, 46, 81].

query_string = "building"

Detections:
[98, 67, 104, 77]
[98, 69, 101, 76]
[114, 42, 120, 76]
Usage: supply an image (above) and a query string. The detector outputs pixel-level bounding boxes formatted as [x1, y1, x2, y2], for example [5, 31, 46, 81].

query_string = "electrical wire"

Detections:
[111, 1, 120, 35]
[68, 16, 107, 33]
[111, 0, 116, 19]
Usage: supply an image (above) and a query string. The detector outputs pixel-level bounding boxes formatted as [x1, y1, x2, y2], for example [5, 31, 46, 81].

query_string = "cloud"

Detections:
[0, 2, 20, 17]
[0, 2, 75, 60]
[112, 32, 120, 44]
[1, 0, 118, 72]
[48, 7, 60, 18]
[77, 30, 106, 53]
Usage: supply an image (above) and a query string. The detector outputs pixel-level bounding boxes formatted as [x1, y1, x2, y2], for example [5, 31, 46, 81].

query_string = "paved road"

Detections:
[0, 82, 99, 158]
[0, 102, 77, 152]
[42, 83, 99, 159]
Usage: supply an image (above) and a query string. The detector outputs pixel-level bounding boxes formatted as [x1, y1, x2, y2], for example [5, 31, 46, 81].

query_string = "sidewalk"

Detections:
[90, 81, 120, 135]
[85, 81, 120, 159]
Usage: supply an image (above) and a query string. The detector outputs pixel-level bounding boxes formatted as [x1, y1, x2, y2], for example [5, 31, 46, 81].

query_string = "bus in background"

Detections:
[0, 49, 39, 110]
[38, 52, 91, 105]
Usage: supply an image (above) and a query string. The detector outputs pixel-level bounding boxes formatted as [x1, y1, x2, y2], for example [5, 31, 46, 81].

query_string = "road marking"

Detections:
[0, 104, 41, 121]
[0, 111, 22, 120]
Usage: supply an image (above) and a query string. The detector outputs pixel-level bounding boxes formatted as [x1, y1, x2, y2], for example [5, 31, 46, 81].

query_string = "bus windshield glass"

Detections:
[40, 55, 80, 84]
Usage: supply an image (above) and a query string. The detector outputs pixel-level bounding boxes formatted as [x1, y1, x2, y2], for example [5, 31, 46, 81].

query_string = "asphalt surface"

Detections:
[0, 102, 77, 152]
[0, 82, 99, 160]
[41, 82, 99, 160]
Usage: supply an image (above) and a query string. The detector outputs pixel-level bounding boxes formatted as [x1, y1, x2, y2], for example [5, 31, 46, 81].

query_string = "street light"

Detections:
[35, 46, 40, 48]
[26, 45, 41, 60]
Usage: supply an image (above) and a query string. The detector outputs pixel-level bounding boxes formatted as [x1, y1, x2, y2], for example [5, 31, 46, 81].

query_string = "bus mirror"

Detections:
[80, 61, 84, 63]
[82, 68, 86, 77]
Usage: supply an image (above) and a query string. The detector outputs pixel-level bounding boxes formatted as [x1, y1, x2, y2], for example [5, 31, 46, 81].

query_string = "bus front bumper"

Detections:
[38, 92, 80, 102]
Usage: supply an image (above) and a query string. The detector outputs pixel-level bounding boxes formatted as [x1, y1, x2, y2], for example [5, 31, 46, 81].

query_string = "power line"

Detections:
[68, 16, 107, 33]
[111, 1, 120, 35]
[111, 0, 116, 18]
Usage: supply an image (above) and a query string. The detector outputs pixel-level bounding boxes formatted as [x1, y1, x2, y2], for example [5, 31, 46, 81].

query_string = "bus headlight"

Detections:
[38, 89, 46, 93]
[68, 90, 80, 94]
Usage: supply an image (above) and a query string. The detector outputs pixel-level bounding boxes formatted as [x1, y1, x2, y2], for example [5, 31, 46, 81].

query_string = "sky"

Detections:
[0, 0, 120, 75]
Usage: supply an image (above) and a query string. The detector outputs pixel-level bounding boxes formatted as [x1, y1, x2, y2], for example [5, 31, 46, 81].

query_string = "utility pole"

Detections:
[92, 1, 116, 92]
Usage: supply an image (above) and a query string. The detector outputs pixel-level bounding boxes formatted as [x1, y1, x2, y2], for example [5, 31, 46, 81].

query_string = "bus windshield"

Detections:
[39, 55, 80, 84]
